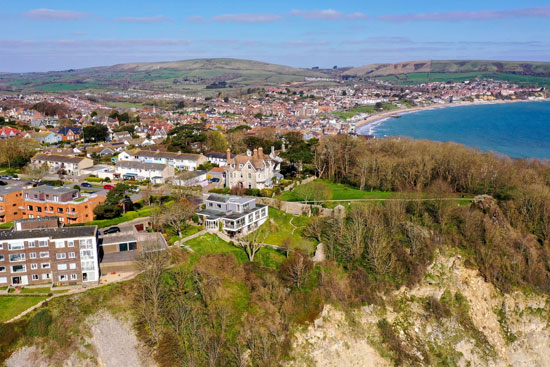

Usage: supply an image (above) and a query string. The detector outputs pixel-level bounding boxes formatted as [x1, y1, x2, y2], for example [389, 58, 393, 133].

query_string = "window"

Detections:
[0, 255, 3, 261]
[68, 252, 76, 259]
[31, 264, 38, 270]
[0, 277, 6, 283]
[39, 241, 48, 247]
[36, 206, 42, 212]
[29, 214, 34, 219]
[56, 253, 66, 260]
[28, 241, 36, 248]
[81, 250, 93, 259]
[57, 264, 67, 271]
[0, 266, 5, 272]
[55, 241, 65, 248]
[27, 205, 33, 211]
[119, 243, 128, 252]
[9, 253, 25, 262]
[68, 241, 74, 247]
[69, 263, 76, 270]
[41, 263, 50, 269]
[53, 195, 59, 202]
[129, 242, 137, 251]
[40, 252, 49, 258]
[42, 273, 51, 280]
[29, 252, 36, 259]
[32, 274, 39, 281]
[58, 274, 67, 281]
[70, 274, 77, 280]
[8, 243, 24, 251]
[57, 208, 63, 213]
[11, 264, 26, 273]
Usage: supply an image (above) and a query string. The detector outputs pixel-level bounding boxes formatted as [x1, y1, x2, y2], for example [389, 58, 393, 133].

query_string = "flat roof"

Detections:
[0, 225, 97, 241]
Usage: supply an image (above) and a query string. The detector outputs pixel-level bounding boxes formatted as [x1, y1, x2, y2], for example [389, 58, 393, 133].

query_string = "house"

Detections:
[0, 186, 24, 223]
[111, 131, 132, 141]
[86, 145, 115, 157]
[31, 154, 93, 176]
[28, 130, 61, 144]
[0, 217, 100, 286]
[42, 147, 79, 156]
[117, 150, 207, 171]
[173, 170, 209, 187]
[22, 186, 104, 224]
[196, 194, 268, 235]
[114, 160, 175, 184]
[206, 151, 235, 167]
[224, 147, 281, 189]
[57, 127, 82, 142]
[98, 219, 168, 273]
[0, 127, 23, 139]
[80, 165, 116, 180]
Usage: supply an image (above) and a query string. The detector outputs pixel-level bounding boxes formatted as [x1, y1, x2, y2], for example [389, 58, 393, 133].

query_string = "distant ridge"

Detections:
[344, 60, 550, 77]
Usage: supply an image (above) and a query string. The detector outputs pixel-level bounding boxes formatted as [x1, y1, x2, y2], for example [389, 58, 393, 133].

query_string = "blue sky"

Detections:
[2, 0, 550, 72]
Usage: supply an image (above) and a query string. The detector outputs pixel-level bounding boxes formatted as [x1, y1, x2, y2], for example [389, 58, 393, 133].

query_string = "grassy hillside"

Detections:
[0, 58, 328, 94]
[344, 60, 550, 86]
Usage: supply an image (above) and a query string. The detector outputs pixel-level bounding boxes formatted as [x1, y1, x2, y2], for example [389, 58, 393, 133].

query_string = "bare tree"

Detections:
[142, 183, 153, 207]
[23, 162, 50, 182]
[313, 146, 327, 178]
[135, 240, 170, 345]
[239, 224, 270, 262]
[304, 216, 324, 243]
[162, 199, 196, 238]
[279, 251, 313, 289]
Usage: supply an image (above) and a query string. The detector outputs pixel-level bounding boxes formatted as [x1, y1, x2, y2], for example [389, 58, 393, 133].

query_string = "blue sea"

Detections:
[358, 101, 550, 159]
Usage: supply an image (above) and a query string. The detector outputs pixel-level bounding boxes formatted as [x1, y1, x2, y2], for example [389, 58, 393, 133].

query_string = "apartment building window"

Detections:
[31, 264, 38, 270]
[41, 263, 50, 269]
[29, 252, 36, 259]
[58, 274, 67, 281]
[0, 266, 5, 272]
[32, 274, 39, 281]
[68, 252, 76, 259]
[8, 242, 24, 250]
[0, 277, 6, 283]
[57, 208, 63, 213]
[0, 255, 3, 261]
[28, 241, 36, 248]
[68, 241, 74, 247]
[42, 273, 51, 280]
[57, 264, 67, 271]
[53, 195, 59, 202]
[69, 263, 76, 269]
[56, 253, 66, 260]
[39, 241, 48, 247]
[0, 244, 2, 250]
[11, 264, 26, 273]
[27, 205, 33, 211]
[70, 274, 77, 280]
[55, 241, 65, 248]
[9, 253, 25, 262]
[29, 214, 34, 219]
[39, 252, 49, 258]
[36, 207, 42, 212]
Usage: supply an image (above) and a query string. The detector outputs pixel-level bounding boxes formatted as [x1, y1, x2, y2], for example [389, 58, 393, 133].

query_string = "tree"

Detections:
[205, 130, 228, 152]
[162, 199, 195, 237]
[82, 124, 109, 142]
[136, 240, 170, 345]
[0, 137, 40, 169]
[279, 251, 313, 289]
[239, 224, 270, 262]
[23, 163, 50, 182]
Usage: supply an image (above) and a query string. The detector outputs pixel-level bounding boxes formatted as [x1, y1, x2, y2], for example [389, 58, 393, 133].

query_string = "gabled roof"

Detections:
[116, 160, 168, 171]
[32, 154, 88, 164]
[57, 127, 82, 135]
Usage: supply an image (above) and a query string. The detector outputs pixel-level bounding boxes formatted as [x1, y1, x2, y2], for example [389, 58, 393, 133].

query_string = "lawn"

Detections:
[0, 296, 47, 322]
[19, 287, 68, 295]
[168, 224, 202, 244]
[262, 208, 317, 253]
[86, 206, 153, 228]
[278, 179, 394, 202]
[334, 103, 398, 119]
[185, 233, 286, 269]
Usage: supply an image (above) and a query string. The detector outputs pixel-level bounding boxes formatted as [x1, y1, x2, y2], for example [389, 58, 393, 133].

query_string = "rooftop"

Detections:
[0, 225, 97, 241]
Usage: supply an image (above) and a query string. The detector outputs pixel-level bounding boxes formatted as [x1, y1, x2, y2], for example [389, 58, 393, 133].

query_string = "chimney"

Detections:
[258, 147, 263, 157]
[226, 148, 231, 161]
[253, 148, 258, 159]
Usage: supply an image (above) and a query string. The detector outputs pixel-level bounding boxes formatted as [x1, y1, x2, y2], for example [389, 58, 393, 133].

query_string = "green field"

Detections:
[334, 103, 398, 119]
[33, 82, 100, 92]
[185, 233, 286, 268]
[20, 287, 68, 295]
[376, 72, 550, 86]
[0, 296, 47, 322]
[279, 179, 394, 202]
[85, 206, 153, 228]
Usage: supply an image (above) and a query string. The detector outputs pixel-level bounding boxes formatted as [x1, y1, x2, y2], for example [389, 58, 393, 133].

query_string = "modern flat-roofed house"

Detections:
[117, 150, 207, 171]
[31, 154, 93, 176]
[115, 160, 175, 184]
[196, 194, 268, 235]
[0, 217, 100, 286]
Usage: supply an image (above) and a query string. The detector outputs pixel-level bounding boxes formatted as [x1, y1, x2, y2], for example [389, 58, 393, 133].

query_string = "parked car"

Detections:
[0, 175, 10, 180]
[129, 186, 140, 193]
[81, 182, 92, 188]
[0, 180, 7, 186]
[102, 226, 120, 234]
[103, 184, 115, 190]
[210, 178, 220, 183]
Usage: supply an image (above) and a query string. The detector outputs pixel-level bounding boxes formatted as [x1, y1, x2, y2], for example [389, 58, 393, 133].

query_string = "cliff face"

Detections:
[290, 252, 550, 367]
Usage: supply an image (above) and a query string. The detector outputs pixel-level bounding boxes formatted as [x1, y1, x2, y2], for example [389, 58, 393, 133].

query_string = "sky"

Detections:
[1, 0, 550, 72]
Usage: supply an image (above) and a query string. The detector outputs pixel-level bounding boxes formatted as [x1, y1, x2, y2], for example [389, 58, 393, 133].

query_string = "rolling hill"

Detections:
[343, 60, 550, 86]
[0, 58, 329, 94]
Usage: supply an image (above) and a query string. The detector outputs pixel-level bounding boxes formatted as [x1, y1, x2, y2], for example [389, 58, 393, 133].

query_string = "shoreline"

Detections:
[355, 98, 550, 136]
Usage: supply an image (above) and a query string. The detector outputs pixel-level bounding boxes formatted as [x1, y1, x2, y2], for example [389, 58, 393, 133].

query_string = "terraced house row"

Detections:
[0, 185, 104, 225]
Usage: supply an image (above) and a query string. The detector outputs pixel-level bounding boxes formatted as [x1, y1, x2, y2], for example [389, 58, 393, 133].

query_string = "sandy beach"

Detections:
[355, 98, 550, 135]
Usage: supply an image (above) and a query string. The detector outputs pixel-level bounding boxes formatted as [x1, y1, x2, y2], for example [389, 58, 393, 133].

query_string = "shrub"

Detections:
[85, 176, 103, 183]
[26, 309, 52, 337]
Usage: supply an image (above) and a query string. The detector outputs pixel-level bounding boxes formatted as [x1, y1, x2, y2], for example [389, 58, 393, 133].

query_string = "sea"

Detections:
[357, 101, 550, 159]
